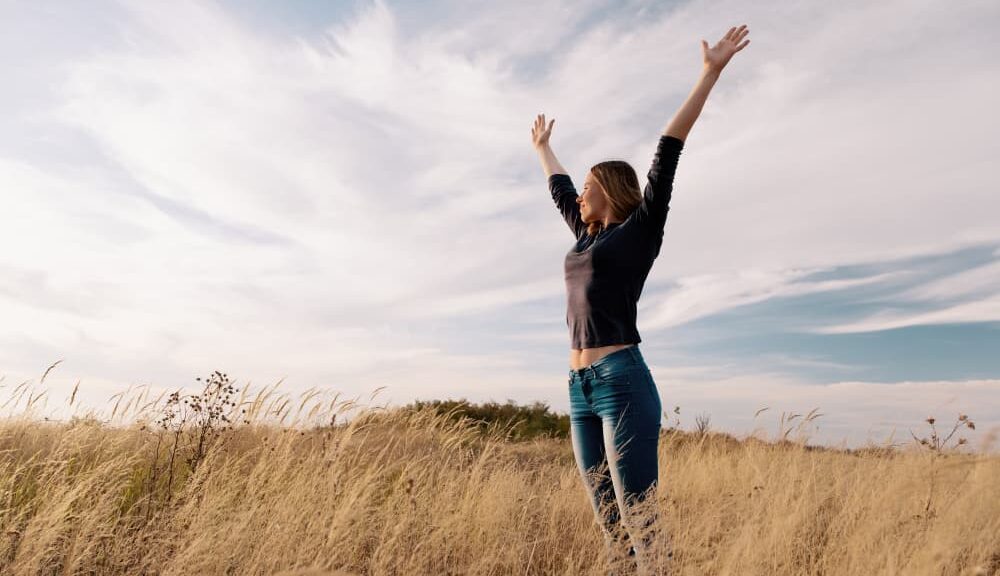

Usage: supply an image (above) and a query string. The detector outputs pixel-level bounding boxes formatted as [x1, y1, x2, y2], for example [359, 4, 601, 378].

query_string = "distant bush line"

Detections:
[400, 399, 571, 441]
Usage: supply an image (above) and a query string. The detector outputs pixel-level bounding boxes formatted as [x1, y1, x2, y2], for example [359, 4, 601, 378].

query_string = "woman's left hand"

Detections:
[702, 24, 750, 72]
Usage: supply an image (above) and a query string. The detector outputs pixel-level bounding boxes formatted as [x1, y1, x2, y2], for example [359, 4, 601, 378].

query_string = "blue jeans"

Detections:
[568, 345, 666, 575]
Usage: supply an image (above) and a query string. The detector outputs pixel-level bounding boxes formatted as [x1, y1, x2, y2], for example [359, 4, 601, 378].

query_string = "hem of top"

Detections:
[570, 341, 640, 350]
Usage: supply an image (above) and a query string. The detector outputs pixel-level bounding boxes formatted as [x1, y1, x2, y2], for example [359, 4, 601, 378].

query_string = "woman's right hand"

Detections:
[531, 113, 555, 150]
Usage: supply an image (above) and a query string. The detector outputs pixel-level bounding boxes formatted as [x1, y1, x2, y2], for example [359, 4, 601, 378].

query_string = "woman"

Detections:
[530, 24, 750, 575]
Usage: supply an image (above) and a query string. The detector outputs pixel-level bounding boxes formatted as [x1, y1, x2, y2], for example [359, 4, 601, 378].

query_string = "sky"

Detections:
[1, 0, 998, 450]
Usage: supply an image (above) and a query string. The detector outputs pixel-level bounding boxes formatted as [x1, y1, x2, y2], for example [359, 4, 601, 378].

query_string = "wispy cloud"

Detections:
[897, 261, 1000, 302]
[812, 254, 1000, 334]
[641, 268, 904, 330]
[813, 297, 1000, 335]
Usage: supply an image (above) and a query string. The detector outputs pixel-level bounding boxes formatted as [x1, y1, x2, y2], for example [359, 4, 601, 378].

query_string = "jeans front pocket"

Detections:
[592, 356, 634, 385]
[589, 367, 633, 417]
[593, 366, 632, 390]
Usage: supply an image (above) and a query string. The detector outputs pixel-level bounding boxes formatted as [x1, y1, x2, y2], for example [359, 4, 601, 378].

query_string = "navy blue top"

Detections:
[548, 135, 685, 349]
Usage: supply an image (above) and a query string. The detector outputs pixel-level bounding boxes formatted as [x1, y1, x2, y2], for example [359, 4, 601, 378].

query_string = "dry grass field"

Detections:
[1, 373, 998, 575]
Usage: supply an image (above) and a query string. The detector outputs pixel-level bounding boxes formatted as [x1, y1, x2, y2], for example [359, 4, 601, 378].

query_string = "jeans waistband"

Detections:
[569, 345, 643, 380]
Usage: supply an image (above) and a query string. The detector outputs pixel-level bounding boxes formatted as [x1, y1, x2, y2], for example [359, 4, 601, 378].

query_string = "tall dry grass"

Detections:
[1, 371, 998, 575]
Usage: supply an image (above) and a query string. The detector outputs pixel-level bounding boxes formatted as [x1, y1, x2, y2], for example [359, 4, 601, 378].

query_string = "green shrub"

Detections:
[400, 398, 570, 441]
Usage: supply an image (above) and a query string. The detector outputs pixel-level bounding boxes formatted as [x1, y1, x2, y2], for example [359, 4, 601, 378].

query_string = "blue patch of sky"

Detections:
[674, 317, 1000, 383]
[797, 243, 996, 289]
[643, 242, 1000, 382]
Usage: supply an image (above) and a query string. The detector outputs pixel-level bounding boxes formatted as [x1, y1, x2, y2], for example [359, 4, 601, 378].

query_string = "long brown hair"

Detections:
[586, 160, 642, 237]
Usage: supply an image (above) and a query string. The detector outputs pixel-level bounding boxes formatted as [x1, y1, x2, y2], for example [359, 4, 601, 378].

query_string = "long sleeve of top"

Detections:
[547, 135, 685, 349]
[549, 173, 588, 241]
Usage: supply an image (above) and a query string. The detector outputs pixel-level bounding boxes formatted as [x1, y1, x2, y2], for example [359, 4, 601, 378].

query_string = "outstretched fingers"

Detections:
[733, 25, 750, 50]
[531, 114, 555, 147]
[533, 114, 553, 132]
[724, 24, 748, 44]
[735, 25, 749, 44]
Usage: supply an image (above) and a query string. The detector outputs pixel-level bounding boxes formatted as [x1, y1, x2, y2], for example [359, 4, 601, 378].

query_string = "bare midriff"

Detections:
[569, 343, 635, 371]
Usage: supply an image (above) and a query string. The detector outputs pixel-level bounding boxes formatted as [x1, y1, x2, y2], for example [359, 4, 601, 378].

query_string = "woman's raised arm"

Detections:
[532, 113, 567, 177]
[629, 24, 751, 236]
[532, 113, 587, 239]
[663, 24, 750, 141]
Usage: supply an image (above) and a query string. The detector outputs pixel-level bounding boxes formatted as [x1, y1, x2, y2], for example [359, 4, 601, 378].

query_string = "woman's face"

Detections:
[577, 172, 611, 223]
